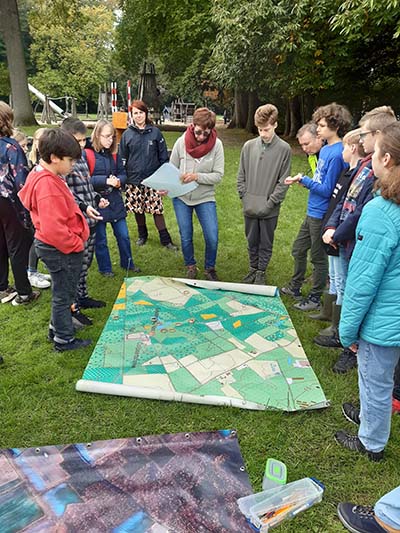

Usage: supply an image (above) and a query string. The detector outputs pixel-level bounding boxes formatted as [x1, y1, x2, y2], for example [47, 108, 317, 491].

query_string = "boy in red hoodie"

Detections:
[19, 129, 92, 351]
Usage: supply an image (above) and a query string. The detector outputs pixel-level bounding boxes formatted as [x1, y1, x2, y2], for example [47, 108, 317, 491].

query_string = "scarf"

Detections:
[184, 124, 217, 159]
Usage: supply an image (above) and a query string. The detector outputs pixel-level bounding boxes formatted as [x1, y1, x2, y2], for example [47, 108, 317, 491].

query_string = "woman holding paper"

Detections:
[170, 108, 224, 280]
[119, 100, 177, 250]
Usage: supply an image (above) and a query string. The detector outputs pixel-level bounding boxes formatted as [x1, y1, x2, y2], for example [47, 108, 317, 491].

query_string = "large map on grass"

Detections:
[76, 277, 328, 411]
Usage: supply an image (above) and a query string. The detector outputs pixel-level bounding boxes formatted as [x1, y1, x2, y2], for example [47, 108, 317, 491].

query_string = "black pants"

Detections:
[244, 216, 278, 271]
[0, 197, 32, 295]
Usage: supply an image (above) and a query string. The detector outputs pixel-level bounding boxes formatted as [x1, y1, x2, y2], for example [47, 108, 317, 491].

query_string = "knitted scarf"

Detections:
[184, 124, 217, 158]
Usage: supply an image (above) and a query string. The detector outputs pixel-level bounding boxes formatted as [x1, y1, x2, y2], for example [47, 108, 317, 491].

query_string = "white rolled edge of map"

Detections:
[171, 278, 278, 297]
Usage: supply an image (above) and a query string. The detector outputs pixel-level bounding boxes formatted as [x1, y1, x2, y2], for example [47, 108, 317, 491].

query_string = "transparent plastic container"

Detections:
[238, 477, 324, 532]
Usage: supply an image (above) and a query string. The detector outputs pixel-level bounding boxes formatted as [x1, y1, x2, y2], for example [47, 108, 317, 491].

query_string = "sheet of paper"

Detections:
[142, 162, 198, 198]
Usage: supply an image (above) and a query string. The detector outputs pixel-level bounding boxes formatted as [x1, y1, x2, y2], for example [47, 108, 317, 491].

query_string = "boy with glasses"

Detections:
[237, 104, 291, 285]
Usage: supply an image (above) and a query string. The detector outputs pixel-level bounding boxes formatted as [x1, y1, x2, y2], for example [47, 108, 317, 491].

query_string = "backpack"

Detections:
[84, 148, 117, 176]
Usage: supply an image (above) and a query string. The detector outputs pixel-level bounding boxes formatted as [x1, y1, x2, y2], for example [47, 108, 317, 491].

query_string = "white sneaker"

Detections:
[28, 271, 51, 289]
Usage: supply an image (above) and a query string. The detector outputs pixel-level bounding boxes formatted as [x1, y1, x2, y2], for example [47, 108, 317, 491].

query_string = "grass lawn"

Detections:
[1, 127, 399, 532]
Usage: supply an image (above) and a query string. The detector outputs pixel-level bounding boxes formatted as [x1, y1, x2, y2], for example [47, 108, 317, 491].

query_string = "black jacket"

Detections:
[118, 124, 169, 186]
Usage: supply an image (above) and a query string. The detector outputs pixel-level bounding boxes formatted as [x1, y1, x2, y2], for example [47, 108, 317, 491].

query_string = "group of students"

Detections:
[1, 98, 400, 531]
[0, 100, 224, 350]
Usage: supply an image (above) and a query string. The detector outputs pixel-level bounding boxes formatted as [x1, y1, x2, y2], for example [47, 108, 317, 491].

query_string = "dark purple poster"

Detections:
[0, 430, 253, 532]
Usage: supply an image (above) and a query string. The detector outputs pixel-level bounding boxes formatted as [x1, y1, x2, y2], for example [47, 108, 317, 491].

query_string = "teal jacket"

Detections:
[339, 195, 400, 347]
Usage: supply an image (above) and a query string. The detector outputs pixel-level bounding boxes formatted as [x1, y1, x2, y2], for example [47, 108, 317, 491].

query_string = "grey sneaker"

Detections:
[0, 286, 18, 304]
[254, 270, 265, 285]
[280, 286, 302, 299]
[205, 268, 219, 281]
[333, 349, 358, 374]
[242, 268, 257, 284]
[293, 295, 321, 311]
[337, 503, 387, 533]
[12, 290, 41, 306]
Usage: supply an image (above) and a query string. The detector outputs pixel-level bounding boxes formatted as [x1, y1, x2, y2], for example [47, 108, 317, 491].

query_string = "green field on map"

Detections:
[77, 277, 328, 411]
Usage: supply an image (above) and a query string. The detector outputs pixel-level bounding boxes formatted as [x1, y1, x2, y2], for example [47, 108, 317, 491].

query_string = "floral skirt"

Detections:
[125, 184, 164, 215]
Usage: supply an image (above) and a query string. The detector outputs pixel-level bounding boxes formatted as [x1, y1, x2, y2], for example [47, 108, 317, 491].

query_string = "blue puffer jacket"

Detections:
[84, 148, 127, 222]
[118, 124, 169, 186]
[339, 195, 400, 347]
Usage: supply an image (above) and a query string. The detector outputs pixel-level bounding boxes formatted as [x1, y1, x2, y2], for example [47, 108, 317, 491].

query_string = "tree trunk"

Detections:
[303, 92, 316, 123]
[228, 88, 248, 129]
[0, 0, 37, 126]
[245, 91, 259, 133]
[288, 96, 302, 138]
[284, 99, 290, 137]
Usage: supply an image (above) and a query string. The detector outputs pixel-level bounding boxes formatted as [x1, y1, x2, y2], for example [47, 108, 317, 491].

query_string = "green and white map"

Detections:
[76, 277, 328, 411]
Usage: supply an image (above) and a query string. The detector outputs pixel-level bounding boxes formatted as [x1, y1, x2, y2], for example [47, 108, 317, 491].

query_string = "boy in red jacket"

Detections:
[19, 129, 92, 351]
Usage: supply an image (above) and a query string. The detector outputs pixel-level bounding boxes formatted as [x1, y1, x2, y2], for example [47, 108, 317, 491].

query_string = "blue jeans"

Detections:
[95, 218, 134, 273]
[358, 339, 400, 452]
[328, 248, 348, 305]
[35, 239, 83, 342]
[375, 485, 400, 529]
[173, 199, 218, 269]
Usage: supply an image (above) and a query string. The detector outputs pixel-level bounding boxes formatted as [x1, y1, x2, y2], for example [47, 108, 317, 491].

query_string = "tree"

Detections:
[28, 0, 116, 104]
[0, 0, 37, 125]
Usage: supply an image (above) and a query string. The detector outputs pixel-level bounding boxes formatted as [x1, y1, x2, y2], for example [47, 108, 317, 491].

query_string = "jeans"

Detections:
[375, 485, 400, 530]
[95, 218, 134, 273]
[290, 215, 328, 298]
[358, 339, 400, 452]
[328, 248, 348, 305]
[35, 239, 83, 342]
[173, 198, 218, 269]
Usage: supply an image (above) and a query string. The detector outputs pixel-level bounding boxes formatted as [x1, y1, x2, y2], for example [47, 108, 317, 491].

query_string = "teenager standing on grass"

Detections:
[335, 122, 400, 462]
[0, 101, 39, 306]
[237, 103, 291, 285]
[85, 120, 138, 277]
[119, 100, 177, 250]
[282, 103, 351, 311]
[170, 107, 224, 281]
[19, 128, 92, 351]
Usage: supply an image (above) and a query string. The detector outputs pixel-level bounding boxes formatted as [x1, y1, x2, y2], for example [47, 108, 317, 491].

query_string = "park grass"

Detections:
[1, 128, 399, 532]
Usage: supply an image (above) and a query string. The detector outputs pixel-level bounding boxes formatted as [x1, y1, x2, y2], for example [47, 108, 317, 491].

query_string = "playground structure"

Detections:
[28, 83, 76, 123]
[170, 99, 196, 123]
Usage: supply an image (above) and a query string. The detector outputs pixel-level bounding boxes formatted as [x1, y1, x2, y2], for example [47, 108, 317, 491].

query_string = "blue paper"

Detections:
[142, 162, 198, 198]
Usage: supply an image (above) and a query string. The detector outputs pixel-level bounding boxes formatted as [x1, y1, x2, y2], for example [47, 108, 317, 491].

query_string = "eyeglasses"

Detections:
[359, 130, 376, 140]
[194, 129, 211, 138]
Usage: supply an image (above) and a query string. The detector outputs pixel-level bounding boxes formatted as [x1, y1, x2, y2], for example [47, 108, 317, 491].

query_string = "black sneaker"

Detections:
[334, 430, 384, 462]
[136, 237, 147, 246]
[254, 270, 265, 285]
[78, 297, 106, 309]
[71, 308, 93, 326]
[337, 503, 388, 533]
[204, 268, 219, 281]
[54, 338, 92, 352]
[293, 295, 321, 311]
[280, 286, 302, 299]
[342, 402, 360, 425]
[12, 290, 41, 306]
[100, 271, 115, 277]
[333, 349, 357, 374]
[314, 331, 343, 348]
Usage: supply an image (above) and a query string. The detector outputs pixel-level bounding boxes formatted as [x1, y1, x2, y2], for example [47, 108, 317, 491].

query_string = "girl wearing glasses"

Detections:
[119, 100, 177, 250]
[85, 120, 137, 276]
[170, 108, 224, 280]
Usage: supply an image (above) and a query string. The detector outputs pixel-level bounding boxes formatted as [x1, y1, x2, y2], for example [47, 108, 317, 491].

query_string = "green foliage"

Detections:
[331, 0, 400, 38]
[115, 0, 215, 100]
[28, 0, 116, 102]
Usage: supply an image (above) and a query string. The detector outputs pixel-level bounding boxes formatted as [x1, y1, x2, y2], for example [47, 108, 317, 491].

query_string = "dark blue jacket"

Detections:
[325, 157, 374, 260]
[84, 148, 127, 222]
[118, 124, 168, 186]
